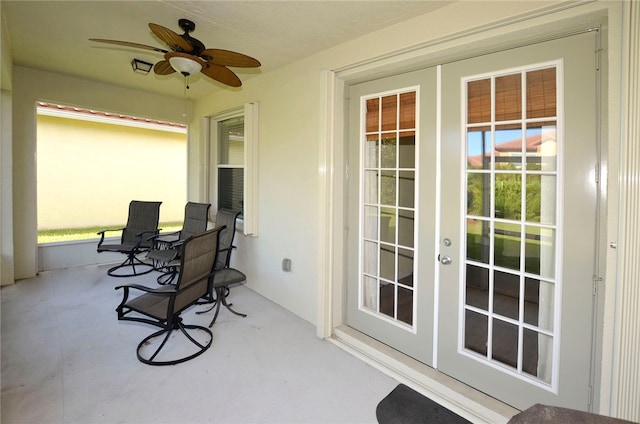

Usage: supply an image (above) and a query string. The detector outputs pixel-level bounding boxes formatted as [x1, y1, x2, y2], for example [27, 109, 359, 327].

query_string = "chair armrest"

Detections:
[134, 229, 160, 248]
[96, 228, 125, 248]
[216, 245, 237, 268]
[137, 229, 159, 238]
[147, 231, 180, 242]
[115, 283, 177, 313]
[115, 283, 177, 294]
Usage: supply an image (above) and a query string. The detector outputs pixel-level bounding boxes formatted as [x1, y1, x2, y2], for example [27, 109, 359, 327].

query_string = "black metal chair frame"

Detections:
[147, 202, 211, 284]
[115, 228, 222, 366]
[97, 200, 162, 277]
[195, 209, 247, 327]
[199, 268, 248, 327]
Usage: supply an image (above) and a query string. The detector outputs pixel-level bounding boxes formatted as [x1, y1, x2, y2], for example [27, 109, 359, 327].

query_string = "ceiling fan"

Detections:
[90, 18, 260, 88]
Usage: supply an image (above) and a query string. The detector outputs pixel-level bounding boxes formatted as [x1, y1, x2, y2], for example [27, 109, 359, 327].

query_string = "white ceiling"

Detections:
[2, 1, 452, 99]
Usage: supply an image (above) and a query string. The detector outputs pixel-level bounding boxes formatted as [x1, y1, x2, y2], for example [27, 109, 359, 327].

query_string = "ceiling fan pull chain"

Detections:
[183, 75, 190, 94]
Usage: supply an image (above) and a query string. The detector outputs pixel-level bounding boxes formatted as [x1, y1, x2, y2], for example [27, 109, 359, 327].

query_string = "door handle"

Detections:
[439, 255, 452, 265]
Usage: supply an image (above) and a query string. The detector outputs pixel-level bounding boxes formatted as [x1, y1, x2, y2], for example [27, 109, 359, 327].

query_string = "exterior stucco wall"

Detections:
[37, 114, 186, 229]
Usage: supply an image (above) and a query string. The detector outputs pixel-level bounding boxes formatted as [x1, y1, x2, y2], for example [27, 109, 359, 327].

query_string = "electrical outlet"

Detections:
[282, 258, 292, 272]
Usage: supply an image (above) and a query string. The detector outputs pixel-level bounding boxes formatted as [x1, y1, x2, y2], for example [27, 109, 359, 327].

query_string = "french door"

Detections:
[346, 31, 599, 410]
[347, 67, 438, 365]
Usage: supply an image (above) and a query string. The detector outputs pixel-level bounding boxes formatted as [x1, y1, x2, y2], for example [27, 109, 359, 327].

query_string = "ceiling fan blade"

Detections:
[149, 23, 193, 53]
[202, 63, 242, 87]
[89, 38, 168, 53]
[153, 60, 176, 75]
[201, 49, 261, 68]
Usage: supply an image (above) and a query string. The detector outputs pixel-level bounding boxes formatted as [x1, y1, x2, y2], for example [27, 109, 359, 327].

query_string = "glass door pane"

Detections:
[463, 66, 559, 385]
[361, 90, 417, 328]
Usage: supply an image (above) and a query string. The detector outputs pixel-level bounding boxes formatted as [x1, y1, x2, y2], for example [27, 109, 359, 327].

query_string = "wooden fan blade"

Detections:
[149, 23, 193, 53]
[153, 60, 176, 75]
[201, 49, 261, 68]
[202, 63, 242, 87]
[89, 38, 168, 53]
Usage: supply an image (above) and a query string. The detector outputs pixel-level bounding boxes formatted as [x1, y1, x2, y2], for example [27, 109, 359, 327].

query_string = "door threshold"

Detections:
[330, 325, 519, 424]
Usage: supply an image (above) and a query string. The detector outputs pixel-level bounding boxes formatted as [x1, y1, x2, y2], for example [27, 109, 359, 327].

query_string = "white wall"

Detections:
[1, 90, 13, 286]
[0, 4, 11, 91]
[1, 5, 14, 286]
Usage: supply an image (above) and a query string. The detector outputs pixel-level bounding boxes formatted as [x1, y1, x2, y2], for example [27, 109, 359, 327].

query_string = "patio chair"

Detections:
[97, 200, 162, 277]
[196, 209, 247, 327]
[147, 202, 211, 284]
[115, 227, 222, 365]
[213, 209, 241, 272]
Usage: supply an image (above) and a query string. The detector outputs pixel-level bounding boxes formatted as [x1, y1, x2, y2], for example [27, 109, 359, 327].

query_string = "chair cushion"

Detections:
[213, 268, 246, 287]
[97, 242, 139, 253]
[125, 287, 175, 321]
[146, 248, 178, 263]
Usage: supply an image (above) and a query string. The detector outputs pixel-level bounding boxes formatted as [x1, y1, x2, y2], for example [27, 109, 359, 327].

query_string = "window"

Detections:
[209, 103, 258, 236]
[217, 116, 245, 213]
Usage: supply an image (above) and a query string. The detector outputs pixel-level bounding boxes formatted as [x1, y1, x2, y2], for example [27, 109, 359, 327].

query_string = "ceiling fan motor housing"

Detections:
[178, 19, 196, 33]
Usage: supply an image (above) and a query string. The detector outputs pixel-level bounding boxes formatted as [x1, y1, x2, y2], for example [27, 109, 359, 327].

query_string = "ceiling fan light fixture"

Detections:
[131, 58, 153, 74]
[167, 52, 205, 76]
[91, 19, 261, 88]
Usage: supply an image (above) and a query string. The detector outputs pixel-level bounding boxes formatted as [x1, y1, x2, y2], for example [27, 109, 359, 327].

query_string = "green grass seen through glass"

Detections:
[38, 222, 182, 244]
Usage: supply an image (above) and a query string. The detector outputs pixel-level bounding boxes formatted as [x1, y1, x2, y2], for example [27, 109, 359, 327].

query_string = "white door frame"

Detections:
[317, 1, 624, 419]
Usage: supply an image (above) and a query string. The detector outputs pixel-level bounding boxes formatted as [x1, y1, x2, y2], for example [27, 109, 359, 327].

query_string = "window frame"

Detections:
[207, 102, 259, 236]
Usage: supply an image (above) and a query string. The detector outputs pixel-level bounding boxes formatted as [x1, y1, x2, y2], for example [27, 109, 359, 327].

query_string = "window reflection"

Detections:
[398, 286, 413, 325]
[495, 74, 522, 121]
[467, 219, 490, 263]
[492, 319, 519, 370]
[526, 123, 557, 171]
[399, 92, 416, 130]
[381, 95, 398, 131]
[465, 310, 488, 356]
[493, 271, 520, 320]
[494, 222, 521, 270]
[467, 129, 491, 170]
[527, 68, 556, 118]
[366, 98, 379, 132]
[465, 265, 489, 310]
[467, 79, 491, 124]
[381, 136, 397, 168]
[399, 132, 416, 168]
[379, 282, 395, 318]
[495, 174, 522, 220]
[365, 134, 379, 168]
[380, 244, 395, 281]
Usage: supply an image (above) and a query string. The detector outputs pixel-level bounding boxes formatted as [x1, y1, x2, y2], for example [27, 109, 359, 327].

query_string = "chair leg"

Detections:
[220, 291, 247, 318]
[207, 295, 223, 328]
[156, 268, 177, 285]
[139, 328, 173, 364]
[136, 322, 212, 366]
[207, 287, 247, 328]
[195, 288, 218, 314]
[108, 253, 154, 277]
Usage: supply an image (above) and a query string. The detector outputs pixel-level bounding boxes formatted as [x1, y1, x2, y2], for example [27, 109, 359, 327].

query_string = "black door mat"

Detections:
[376, 384, 472, 424]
